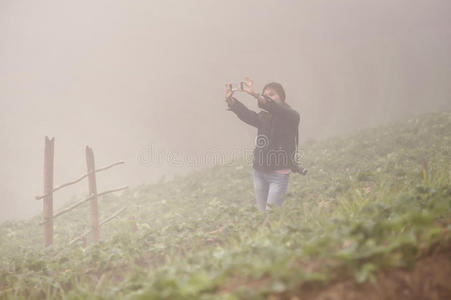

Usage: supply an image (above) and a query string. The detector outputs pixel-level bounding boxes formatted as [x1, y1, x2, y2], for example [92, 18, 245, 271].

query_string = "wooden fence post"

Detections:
[43, 136, 55, 247]
[85, 146, 100, 243]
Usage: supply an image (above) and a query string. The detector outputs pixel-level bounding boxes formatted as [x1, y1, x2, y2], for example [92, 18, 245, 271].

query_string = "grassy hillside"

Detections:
[1, 112, 450, 299]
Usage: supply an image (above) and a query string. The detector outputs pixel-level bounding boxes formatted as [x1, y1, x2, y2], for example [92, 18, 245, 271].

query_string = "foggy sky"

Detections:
[1, 0, 450, 222]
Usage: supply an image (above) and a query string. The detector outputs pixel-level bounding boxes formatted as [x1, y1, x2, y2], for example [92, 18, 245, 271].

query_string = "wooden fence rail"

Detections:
[36, 136, 128, 247]
[35, 161, 125, 200]
[38, 186, 128, 225]
[69, 206, 127, 246]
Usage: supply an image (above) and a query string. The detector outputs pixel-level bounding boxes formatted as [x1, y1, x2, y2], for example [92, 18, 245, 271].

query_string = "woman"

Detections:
[225, 78, 301, 211]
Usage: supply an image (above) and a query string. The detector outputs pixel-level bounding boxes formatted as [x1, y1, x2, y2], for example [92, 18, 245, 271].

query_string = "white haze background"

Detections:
[1, 0, 450, 221]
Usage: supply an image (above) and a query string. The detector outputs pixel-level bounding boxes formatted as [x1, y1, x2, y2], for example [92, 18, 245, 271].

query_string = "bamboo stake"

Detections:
[35, 161, 125, 200]
[86, 146, 100, 243]
[43, 136, 55, 247]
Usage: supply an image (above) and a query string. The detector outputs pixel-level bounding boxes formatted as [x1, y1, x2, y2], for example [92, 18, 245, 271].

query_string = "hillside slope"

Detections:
[1, 112, 450, 299]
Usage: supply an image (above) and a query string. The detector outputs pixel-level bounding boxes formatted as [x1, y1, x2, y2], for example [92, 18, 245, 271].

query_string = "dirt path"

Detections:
[275, 242, 451, 300]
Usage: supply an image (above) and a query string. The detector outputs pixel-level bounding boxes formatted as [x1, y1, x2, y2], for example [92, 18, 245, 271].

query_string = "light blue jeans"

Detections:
[253, 168, 290, 211]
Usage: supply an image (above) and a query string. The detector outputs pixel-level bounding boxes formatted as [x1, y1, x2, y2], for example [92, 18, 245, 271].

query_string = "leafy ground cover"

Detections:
[1, 112, 450, 299]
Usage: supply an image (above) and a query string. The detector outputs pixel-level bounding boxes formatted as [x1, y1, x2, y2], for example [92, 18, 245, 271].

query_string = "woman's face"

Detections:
[263, 88, 283, 104]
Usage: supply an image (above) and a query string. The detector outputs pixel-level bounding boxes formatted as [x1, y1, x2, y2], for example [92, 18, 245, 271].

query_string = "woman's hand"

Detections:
[242, 77, 257, 96]
[225, 82, 233, 99]
[225, 82, 236, 107]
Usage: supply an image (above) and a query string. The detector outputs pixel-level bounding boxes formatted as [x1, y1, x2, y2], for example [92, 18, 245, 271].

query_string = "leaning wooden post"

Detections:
[85, 146, 100, 243]
[43, 136, 55, 247]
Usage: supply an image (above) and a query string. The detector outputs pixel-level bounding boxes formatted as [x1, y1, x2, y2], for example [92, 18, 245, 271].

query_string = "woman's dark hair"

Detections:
[262, 82, 286, 102]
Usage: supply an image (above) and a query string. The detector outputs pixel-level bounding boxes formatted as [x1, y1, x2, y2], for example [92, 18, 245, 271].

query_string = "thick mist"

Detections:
[1, 0, 450, 222]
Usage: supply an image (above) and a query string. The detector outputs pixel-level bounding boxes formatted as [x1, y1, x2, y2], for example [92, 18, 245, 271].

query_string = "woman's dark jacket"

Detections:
[227, 96, 301, 172]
